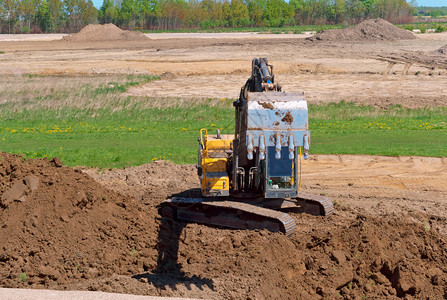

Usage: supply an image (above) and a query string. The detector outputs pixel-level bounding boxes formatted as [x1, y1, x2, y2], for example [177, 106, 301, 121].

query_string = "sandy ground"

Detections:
[0, 32, 314, 41]
[0, 288, 196, 300]
[302, 155, 447, 222]
[0, 34, 68, 41]
[1, 32, 446, 108]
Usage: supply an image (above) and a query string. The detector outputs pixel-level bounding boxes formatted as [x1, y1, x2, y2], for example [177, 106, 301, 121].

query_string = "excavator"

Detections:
[159, 58, 333, 235]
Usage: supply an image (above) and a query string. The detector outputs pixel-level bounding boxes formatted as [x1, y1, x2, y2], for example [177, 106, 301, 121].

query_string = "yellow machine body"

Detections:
[198, 129, 232, 197]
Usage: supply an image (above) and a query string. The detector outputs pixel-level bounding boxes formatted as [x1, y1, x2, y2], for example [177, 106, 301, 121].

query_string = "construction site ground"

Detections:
[1, 30, 447, 108]
[0, 26, 447, 299]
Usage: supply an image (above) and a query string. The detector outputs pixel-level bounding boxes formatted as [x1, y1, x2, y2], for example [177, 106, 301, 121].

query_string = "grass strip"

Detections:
[140, 24, 344, 34]
[0, 75, 445, 168]
[0, 103, 445, 168]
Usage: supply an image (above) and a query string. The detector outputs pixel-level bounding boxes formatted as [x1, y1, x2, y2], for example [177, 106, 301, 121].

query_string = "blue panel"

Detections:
[267, 147, 293, 177]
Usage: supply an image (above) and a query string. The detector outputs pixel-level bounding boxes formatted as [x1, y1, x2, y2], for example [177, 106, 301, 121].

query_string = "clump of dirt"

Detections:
[258, 101, 274, 109]
[62, 24, 149, 42]
[435, 45, 447, 55]
[281, 111, 294, 124]
[0, 152, 157, 289]
[308, 18, 415, 42]
[159, 72, 177, 80]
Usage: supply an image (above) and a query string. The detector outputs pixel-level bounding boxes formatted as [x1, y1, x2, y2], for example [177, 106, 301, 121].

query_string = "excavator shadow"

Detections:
[132, 188, 214, 292]
[169, 188, 203, 198]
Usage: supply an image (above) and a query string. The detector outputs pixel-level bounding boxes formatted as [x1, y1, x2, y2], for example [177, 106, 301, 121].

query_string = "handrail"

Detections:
[200, 128, 207, 150]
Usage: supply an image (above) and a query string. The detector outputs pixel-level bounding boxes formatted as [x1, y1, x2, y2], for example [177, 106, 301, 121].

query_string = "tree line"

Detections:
[0, 0, 414, 34]
[0, 0, 97, 33]
[416, 6, 447, 18]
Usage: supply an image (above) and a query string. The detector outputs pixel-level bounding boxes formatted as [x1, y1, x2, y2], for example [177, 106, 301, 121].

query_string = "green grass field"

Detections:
[140, 24, 344, 34]
[396, 22, 447, 33]
[0, 75, 446, 168]
[140, 22, 447, 35]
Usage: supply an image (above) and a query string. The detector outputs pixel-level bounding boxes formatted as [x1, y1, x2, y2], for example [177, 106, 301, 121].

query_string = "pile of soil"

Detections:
[62, 24, 149, 42]
[308, 18, 415, 42]
[1, 152, 446, 298]
[82, 160, 198, 203]
[0, 152, 158, 289]
[169, 214, 447, 299]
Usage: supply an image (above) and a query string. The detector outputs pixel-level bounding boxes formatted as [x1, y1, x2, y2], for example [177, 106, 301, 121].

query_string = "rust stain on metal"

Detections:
[281, 111, 293, 124]
[258, 101, 274, 109]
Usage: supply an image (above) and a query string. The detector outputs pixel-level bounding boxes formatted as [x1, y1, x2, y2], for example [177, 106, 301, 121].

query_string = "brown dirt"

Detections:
[62, 24, 149, 43]
[0, 152, 158, 290]
[1, 152, 447, 299]
[281, 111, 294, 124]
[258, 101, 274, 109]
[309, 18, 416, 42]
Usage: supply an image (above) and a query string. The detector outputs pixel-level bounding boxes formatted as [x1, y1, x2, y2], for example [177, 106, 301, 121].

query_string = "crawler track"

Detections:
[159, 192, 333, 236]
[295, 191, 335, 216]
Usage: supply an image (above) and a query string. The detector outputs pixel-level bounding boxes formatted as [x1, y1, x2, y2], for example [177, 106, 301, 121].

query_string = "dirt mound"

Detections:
[62, 24, 149, 42]
[65, 209, 447, 299]
[1, 153, 446, 299]
[164, 214, 447, 299]
[308, 18, 415, 42]
[83, 160, 198, 203]
[0, 152, 158, 289]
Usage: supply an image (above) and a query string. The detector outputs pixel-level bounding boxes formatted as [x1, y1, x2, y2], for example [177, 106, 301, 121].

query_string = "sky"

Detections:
[90, 0, 447, 10]
[415, 0, 447, 6]
[92, 0, 103, 9]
